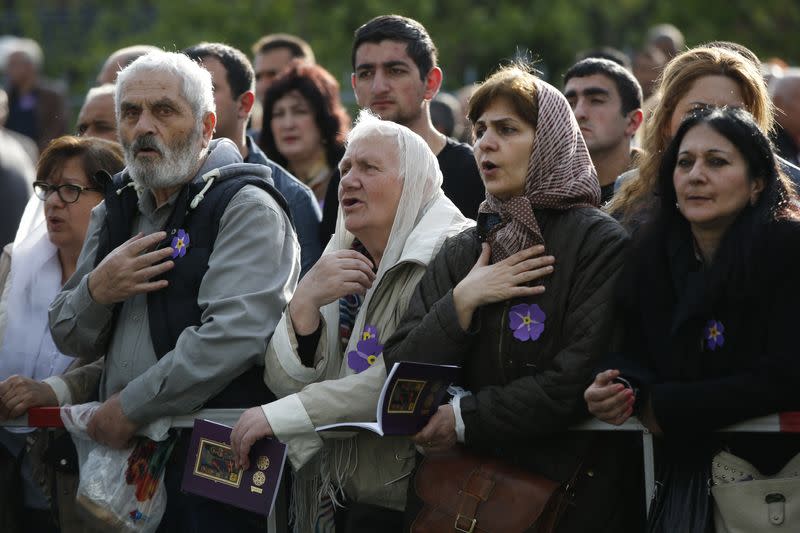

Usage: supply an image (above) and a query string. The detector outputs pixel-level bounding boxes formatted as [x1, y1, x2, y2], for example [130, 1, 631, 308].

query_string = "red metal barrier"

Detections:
[26, 407, 64, 428]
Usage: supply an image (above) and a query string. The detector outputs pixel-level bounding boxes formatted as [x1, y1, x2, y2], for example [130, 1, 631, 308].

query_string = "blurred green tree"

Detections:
[2, 0, 798, 122]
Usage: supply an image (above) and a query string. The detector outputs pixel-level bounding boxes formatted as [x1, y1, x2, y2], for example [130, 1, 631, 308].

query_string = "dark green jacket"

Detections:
[385, 207, 644, 531]
[386, 206, 628, 474]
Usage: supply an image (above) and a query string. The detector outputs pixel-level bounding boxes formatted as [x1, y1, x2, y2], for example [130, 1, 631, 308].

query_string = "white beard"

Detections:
[124, 125, 205, 190]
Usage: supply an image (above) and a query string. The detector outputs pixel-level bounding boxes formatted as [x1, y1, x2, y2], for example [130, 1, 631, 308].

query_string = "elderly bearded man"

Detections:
[49, 51, 299, 532]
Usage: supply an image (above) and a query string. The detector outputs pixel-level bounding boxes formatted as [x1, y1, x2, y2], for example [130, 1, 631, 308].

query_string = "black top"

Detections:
[438, 138, 484, 220]
[319, 168, 340, 248]
[607, 218, 800, 473]
[600, 182, 616, 205]
[319, 137, 484, 248]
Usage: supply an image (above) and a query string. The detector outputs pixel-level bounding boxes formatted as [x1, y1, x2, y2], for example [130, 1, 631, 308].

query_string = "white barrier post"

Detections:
[642, 429, 655, 513]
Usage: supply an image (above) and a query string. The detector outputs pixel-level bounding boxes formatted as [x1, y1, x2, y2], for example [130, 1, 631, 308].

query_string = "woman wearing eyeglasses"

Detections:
[0, 135, 123, 532]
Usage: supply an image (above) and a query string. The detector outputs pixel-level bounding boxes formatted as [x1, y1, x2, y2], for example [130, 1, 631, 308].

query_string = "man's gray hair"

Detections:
[85, 83, 115, 103]
[9, 38, 43, 70]
[115, 50, 215, 122]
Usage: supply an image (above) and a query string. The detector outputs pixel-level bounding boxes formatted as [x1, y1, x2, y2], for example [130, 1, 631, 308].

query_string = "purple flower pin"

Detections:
[509, 303, 546, 342]
[347, 324, 384, 373]
[170, 229, 190, 259]
[704, 319, 725, 351]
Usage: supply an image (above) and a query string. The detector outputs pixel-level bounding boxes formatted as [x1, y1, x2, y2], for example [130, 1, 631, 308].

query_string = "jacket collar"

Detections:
[392, 195, 474, 269]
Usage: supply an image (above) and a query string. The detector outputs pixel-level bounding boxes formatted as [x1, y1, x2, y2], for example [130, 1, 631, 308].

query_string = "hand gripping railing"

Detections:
[6, 408, 800, 515]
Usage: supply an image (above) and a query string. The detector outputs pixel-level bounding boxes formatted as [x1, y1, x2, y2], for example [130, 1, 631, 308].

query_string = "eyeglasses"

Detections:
[32, 181, 102, 204]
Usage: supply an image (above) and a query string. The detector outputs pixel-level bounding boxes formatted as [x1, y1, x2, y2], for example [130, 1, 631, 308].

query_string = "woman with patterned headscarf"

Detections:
[382, 64, 642, 532]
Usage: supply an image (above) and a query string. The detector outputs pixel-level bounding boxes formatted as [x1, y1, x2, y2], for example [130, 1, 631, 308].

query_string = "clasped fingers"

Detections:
[585, 380, 634, 425]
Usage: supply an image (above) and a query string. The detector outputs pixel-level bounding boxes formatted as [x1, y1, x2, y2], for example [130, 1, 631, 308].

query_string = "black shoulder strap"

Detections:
[94, 171, 139, 267]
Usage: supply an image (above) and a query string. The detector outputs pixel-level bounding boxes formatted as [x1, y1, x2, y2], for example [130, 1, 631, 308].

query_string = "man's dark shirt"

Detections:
[600, 183, 616, 205]
[439, 138, 484, 220]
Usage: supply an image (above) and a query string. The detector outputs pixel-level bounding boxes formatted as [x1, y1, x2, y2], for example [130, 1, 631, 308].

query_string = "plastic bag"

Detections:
[61, 402, 175, 533]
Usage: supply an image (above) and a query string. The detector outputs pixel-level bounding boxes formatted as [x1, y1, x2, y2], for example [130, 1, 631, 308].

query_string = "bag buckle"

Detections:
[766, 493, 785, 525]
[454, 514, 476, 533]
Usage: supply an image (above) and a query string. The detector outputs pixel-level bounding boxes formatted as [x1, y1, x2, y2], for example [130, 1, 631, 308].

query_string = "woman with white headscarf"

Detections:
[231, 110, 473, 531]
[381, 65, 642, 532]
[0, 136, 124, 531]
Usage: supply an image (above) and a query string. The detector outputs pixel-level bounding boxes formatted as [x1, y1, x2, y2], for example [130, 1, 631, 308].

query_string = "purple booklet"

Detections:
[181, 419, 287, 516]
[316, 361, 460, 436]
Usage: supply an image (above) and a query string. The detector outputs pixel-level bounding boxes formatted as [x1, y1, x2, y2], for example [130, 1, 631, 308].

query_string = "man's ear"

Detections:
[351, 73, 362, 107]
[238, 91, 255, 119]
[423, 66, 443, 101]
[625, 108, 644, 137]
[202, 111, 216, 146]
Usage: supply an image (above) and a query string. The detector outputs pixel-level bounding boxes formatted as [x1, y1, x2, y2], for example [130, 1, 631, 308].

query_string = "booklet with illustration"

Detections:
[316, 361, 461, 436]
[181, 419, 287, 516]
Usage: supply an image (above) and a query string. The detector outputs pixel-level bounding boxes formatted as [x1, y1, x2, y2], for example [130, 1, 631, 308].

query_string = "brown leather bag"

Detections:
[411, 448, 573, 533]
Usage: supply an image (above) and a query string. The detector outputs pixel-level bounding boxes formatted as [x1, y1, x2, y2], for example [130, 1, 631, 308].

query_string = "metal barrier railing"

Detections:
[5, 408, 800, 515]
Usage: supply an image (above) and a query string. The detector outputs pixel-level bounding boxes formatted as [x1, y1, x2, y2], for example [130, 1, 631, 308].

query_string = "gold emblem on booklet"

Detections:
[257, 456, 270, 470]
[251, 470, 266, 494]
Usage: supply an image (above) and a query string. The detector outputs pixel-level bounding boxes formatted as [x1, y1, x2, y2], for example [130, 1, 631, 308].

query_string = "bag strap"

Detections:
[535, 438, 599, 533]
[454, 465, 495, 532]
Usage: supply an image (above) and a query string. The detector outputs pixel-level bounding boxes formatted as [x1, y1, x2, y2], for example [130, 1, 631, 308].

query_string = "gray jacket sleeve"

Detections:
[48, 203, 115, 360]
[119, 186, 300, 422]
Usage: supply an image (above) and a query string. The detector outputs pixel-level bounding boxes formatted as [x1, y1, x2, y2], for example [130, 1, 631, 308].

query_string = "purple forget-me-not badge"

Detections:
[509, 303, 546, 342]
[171, 229, 190, 259]
[704, 319, 725, 351]
[347, 324, 383, 373]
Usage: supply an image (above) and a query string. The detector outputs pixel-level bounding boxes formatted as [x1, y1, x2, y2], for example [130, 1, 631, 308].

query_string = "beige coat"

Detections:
[262, 196, 472, 521]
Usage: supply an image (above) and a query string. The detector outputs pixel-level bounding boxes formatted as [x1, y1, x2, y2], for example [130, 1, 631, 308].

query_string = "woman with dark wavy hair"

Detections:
[586, 107, 800, 531]
[260, 59, 350, 209]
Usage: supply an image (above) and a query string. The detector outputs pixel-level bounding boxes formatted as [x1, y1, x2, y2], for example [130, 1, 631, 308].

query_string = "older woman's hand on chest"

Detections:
[289, 249, 376, 335]
[452, 243, 554, 331]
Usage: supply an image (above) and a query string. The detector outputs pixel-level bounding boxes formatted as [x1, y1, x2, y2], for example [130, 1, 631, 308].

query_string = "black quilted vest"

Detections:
[95, 165, 292, 408]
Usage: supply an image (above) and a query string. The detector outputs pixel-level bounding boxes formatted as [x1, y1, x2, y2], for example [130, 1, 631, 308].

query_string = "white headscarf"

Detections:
[295, 112, 470, 530]
[326, 111, 446, 362]
[0, 208, 73, 432]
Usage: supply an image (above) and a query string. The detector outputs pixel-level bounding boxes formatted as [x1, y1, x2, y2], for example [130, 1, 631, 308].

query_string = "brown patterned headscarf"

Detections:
[478, 79, 600, 263]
